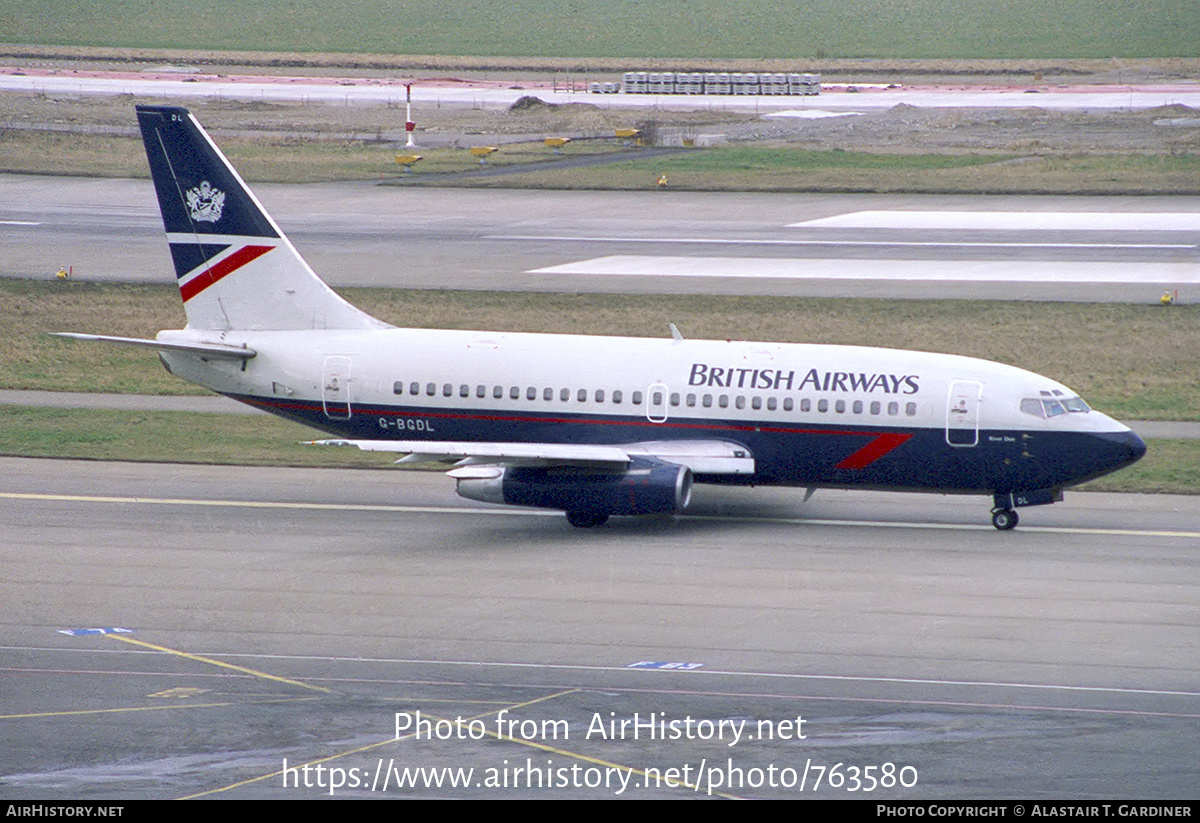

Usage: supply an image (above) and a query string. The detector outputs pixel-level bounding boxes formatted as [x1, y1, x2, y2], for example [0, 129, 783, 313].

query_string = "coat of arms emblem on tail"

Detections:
[185, 181, 225, 222]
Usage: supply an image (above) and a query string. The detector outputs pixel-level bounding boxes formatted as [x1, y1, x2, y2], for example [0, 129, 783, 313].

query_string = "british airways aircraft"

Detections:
[58, 105, 1146, 530]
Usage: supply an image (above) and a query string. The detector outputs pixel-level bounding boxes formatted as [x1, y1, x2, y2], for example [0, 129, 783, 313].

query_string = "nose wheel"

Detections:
[991, 508, 1019, 530]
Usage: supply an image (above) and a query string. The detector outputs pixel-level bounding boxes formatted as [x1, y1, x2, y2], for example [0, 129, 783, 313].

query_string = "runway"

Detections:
[4, 175, 1197, 302]
[2, 457, 1199, 799]
[5, 67, 1200, 113]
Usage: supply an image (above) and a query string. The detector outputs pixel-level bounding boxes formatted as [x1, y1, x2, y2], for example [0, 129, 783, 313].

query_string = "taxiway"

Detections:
[4, 176, 1197, 302]
[2, 457, 1198, 798]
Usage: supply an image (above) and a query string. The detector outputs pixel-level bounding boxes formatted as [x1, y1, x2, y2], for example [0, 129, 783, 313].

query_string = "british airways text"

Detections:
[688, 364, 919, 394]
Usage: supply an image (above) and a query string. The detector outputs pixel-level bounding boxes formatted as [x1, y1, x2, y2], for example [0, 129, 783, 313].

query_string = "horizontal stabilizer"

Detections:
[51, 333, 256, 360]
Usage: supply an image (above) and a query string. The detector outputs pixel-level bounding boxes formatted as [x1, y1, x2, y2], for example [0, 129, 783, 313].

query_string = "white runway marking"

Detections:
[792, 211, 1200, 232]
[11, 646, 1199, 702]
[529, 255, 1200, 284]
[5, 492, 1198, 538]
[490, 233, 1194, 251]
[762, 109, 862, 119]
[1, 220, 41, 226]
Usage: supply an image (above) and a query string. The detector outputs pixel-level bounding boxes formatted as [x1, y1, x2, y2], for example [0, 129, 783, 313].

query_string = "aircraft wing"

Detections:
[51, 333, 256, 360]
[309, 438, 755, 474]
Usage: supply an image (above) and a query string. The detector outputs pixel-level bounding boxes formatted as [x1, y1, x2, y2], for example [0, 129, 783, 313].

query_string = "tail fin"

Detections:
[135, 105, 385, 331]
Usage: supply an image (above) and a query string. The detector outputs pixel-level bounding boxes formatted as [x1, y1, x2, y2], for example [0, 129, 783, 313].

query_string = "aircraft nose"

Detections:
[1122, 428, 1148, 464]
[1103, 428, 1147, 470]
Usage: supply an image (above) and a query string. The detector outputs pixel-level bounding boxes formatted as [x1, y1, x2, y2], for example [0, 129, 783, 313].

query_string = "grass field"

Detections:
[438, 148, 1200, 196]
[5, 129, 1198, 195]
[1, 0, 1195, 59]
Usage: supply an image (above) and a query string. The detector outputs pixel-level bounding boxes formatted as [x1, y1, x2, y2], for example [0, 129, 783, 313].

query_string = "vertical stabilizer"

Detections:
[136, 105, 385, 331]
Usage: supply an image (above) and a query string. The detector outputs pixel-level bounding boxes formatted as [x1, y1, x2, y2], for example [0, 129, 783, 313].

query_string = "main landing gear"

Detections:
[566, 511, 609, 528]
[991, 508, 1019, 531]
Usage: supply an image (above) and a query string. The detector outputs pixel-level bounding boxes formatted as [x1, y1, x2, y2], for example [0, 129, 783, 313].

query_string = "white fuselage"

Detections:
[158, 325, 1137, 496]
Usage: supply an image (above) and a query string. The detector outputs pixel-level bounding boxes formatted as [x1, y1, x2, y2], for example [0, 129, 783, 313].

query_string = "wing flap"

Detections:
[309, 438, 755, 474]
[624, 440, 755, 474]
[309, 440, 632, 468]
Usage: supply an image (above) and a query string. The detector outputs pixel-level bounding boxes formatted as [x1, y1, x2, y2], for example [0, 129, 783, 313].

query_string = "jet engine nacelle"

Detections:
[454, 457, 693, 518]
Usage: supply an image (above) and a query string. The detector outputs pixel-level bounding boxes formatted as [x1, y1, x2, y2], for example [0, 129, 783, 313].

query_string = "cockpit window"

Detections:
[1020, 395, 1090, 418]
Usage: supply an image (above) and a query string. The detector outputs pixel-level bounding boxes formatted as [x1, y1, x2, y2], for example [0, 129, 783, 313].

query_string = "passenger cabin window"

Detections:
[612, 390, 623, 404]
[393, 381, 404, 395]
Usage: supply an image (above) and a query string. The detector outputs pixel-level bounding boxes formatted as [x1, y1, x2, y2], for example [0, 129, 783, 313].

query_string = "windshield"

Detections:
[1020, 392, 1090, 419]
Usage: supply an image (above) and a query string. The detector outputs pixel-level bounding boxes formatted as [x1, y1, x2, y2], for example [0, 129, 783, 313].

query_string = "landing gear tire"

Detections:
[991, 509, 1019, 531]
[566, 511, 609, 528]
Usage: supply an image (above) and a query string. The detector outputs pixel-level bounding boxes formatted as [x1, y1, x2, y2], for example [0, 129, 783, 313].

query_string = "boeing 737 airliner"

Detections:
[57, 106, 1146, 529]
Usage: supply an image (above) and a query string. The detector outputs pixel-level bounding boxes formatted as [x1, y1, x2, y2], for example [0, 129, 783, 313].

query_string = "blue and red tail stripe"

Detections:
[174, 242, 274, 302]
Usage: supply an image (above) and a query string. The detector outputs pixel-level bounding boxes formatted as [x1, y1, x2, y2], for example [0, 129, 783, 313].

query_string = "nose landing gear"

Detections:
[991, 508, 1019, 530]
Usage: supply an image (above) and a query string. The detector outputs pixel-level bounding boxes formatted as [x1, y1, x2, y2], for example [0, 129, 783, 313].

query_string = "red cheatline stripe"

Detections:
[179, 244, 273, 302]
[835, 432, 913, 469]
